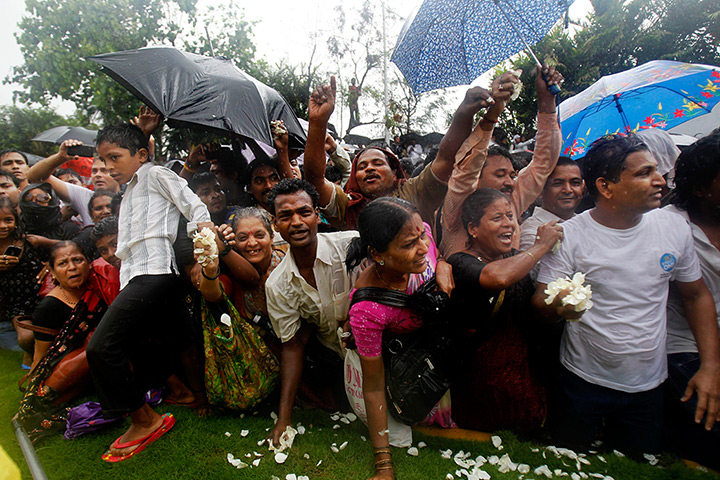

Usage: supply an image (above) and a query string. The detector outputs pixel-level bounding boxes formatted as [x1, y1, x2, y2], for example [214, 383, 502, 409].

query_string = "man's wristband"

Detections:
[183, 162, 198, 173]
[482, 116, 498, 124]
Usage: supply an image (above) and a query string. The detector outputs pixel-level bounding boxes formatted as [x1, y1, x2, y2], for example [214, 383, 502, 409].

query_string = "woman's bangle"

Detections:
[482, 116, 498, 124]
[524, 251, 536, 262]
[201, 267, 221, 280]
[183, 162, 198, 173]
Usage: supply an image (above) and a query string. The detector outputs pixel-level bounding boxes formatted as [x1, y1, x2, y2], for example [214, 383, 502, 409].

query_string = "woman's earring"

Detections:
[378, 259, 385, 266]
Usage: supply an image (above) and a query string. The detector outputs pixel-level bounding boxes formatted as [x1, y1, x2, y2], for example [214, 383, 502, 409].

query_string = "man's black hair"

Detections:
[325, 164, 343, 184]
[487, 144, 512, 161]
[0, 149, 28, 165]
[189, 172, 219, 193]
[56, 168, 81, 181]
[110, 191, 123, 216]
[672, 128, 720, 215]
[95, 124, 149, 155]
[0, 171, 19, 186]
[582, 134, 648, 200]
[267, 178, 319, 215]
[91, 215, 119, 244]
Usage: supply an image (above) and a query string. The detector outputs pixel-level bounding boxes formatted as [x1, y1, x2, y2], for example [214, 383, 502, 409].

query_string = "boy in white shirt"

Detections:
[86, 124, 212, 462]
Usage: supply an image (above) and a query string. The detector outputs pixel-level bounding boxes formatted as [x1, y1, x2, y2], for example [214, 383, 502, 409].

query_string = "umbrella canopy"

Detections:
[31, 126, 98, 146]
[88, 47, 307, 150]
[391, 0, 569, 94]
[559, 60, 720, 159]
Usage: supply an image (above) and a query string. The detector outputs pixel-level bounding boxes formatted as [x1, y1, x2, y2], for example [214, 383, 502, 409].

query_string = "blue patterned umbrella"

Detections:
[391, 0, 569, 95]
[559, 60, 720, 159]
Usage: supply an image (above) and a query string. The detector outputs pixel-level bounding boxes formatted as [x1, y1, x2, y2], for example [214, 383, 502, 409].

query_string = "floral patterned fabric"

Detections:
[202, 294, 279, 410]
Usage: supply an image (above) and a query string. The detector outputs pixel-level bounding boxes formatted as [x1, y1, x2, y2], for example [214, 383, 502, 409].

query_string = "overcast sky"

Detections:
[0, 0, 593, 133]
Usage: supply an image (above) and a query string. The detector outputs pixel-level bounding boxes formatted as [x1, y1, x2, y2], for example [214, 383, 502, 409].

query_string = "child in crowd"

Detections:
[85, 124, 212, 462]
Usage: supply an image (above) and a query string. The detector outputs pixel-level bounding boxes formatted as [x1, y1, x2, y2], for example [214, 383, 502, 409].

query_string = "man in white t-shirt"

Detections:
[27, 140, 120, 226]
[532, 134, 720, 457]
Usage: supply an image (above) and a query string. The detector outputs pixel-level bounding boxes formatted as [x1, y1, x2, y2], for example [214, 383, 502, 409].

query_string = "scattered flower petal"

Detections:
[224, 431, 232, 437]
[491, 435, 502, 449]
[340, 441, 348, 450]
[407, 447, 419, 456]
[418, 442, 427, 448]
[252, 458, 261, 467]
[535, 464, 553, 478]
[274, 452, 288, 464]
[240, 430, 249, 437]
[518, 464, 530, 474]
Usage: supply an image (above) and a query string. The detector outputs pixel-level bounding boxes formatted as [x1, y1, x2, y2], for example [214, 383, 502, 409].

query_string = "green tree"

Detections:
[0, 105, 84, 157]
[7, 0, 197, 125]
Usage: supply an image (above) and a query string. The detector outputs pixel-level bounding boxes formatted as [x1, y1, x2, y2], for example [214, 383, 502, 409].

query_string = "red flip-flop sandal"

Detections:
[101, 413, 176, 463]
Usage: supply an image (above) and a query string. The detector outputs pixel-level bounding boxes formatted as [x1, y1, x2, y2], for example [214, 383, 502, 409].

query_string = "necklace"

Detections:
[374, 264, 404, 291]
[58, 285, 79, 307]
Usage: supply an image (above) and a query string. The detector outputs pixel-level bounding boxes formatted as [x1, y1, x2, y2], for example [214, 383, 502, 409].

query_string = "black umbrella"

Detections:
[88, 47, 307, 150]
[32, 126, 98, 146]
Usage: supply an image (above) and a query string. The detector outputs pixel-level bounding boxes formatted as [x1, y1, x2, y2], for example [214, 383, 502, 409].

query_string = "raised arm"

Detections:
[479, 222, 562, 290]
[511, 65, 563, 216]
[26, 139, 83, 202]
[304, 77, 338, 208]
[272, 121, 294, 180]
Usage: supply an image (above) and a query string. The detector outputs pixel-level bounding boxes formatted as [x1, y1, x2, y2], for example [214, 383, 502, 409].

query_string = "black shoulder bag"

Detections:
[350, 277, 457, 425]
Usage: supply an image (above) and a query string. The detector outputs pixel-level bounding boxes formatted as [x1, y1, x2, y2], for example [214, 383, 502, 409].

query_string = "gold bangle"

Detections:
[373, 448, 391, 455]
[525, 251, 536, 261]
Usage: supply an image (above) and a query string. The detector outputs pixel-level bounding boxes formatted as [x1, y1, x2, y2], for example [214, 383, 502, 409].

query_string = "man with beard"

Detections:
[520, 157, 583, 253]
[264, 178, 359, 448]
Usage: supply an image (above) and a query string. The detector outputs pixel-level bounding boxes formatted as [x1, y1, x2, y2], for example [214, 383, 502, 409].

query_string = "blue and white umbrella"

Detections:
[391, 0, 569, 95]
[559, 60, 720, 159]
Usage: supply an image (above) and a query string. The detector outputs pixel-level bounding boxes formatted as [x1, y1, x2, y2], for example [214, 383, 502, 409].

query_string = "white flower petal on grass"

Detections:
[317, 460, 322, 466]
[245, 453, 252, 458]
[474, 455, 487, 466]
[339, 441, 348, 451]
[346, 412, 357, 422]
[597, 455, 606, 463]
[446, 474, 454, 480]
[361, 435, 367, 442]
[297, 426, 306, 435]
[330, 414, 340, 421]
[491, 435, 502, 449]
[588, 474, 604, 478]
[477, 471, 491, 480]
[441, 449, 453, 459]
[330, 446, 339, 453]
[340, 417, 350, 424]
[298, 476, 310, 480]
[534, 464, 553, 478]
[303, 453, 310, 459]
[240, 430, 249, 437]
[488, 455, 499, 465]
[258, 438, 266, 447]
[285, 474, 296, 480]
[252, 458, 261, 467]
[274, 452, 288, 464]
[518, 464, 530, 474]
[571, 474, 581, 480]
[531, 448, 540, 453]
[407, 447, 419, 456]
[224, 431, 232, 437]
[332, 424, 340, 430]
[418, 442, 427, 448]
[254, 451, 263, 457]
[613, 450, 625, 458]
[643, 453, 658, 465]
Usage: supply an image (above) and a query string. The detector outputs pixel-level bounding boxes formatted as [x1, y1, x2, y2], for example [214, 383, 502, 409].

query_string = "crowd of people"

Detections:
[1, 64, 719, 477]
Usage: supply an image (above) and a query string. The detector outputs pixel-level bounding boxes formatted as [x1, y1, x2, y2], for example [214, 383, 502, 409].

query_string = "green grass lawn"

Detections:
[0, 348, 716, 480]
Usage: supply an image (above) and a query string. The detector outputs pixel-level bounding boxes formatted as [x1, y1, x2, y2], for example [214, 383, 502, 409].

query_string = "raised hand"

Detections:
[131, 105, 162, 137]
[309, 76, 337, 123]
[536, 65, 563, 111]
[57, 139, 83, 161]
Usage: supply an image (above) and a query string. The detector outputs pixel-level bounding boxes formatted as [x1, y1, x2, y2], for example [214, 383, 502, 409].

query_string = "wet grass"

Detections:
[0, 349, 715, 480]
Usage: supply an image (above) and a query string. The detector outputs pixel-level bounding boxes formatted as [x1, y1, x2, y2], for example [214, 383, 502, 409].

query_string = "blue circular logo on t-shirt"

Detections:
[660, 253, 677, 272]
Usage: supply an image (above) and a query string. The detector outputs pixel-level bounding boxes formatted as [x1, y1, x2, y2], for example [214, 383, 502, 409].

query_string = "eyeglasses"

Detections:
[25, 192, 52, 203]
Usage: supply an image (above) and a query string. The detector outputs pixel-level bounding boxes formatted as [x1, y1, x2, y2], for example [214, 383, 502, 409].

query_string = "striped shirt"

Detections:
[116, 163, 210, 289]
